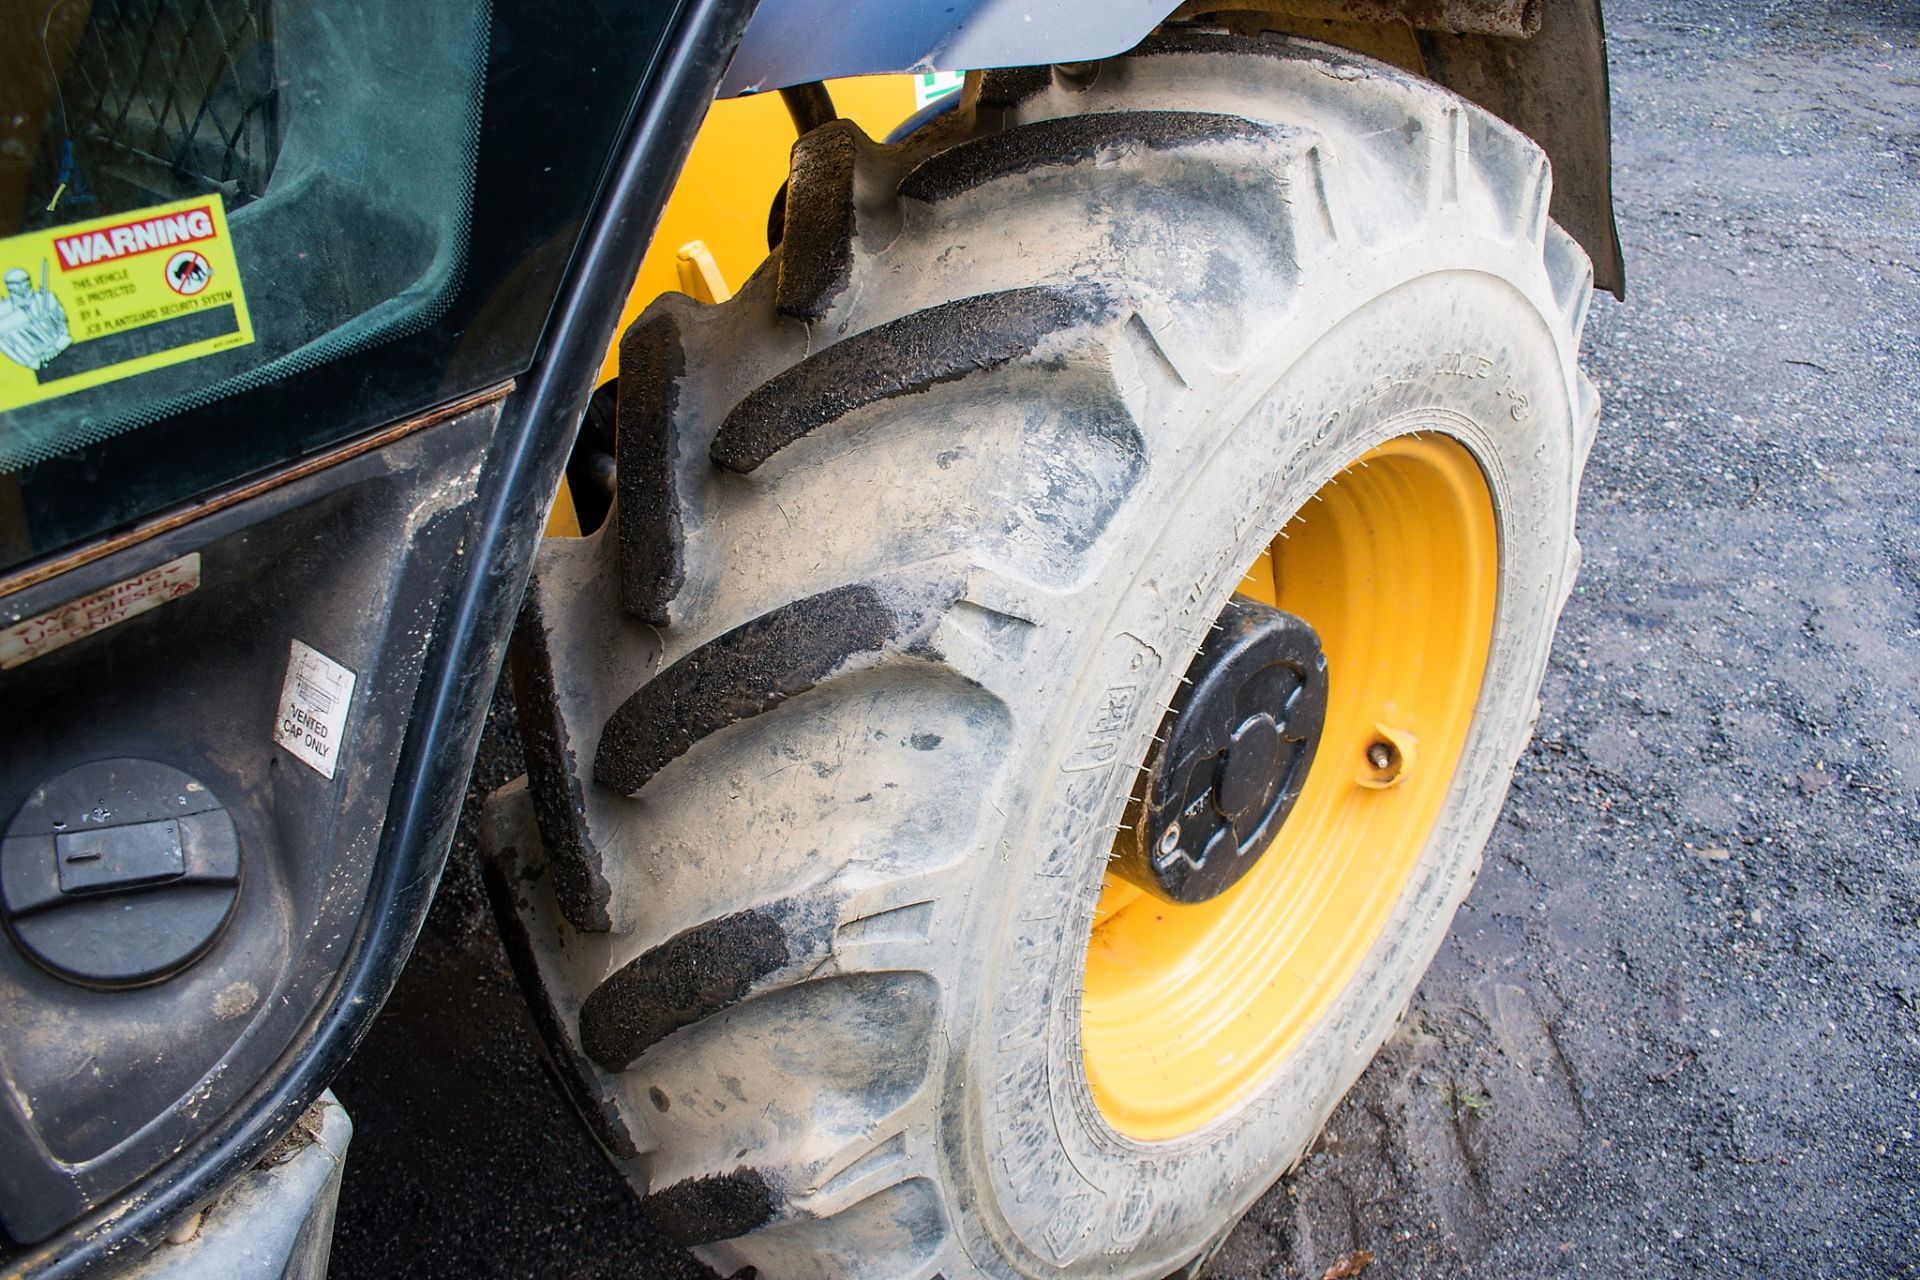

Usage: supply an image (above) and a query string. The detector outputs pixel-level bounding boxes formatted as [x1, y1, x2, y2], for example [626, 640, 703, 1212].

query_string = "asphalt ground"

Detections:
[330, 2, 1920, 1275]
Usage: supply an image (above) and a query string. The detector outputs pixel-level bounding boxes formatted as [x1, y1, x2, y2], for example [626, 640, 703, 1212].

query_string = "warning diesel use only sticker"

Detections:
[0, 194, 254, 413]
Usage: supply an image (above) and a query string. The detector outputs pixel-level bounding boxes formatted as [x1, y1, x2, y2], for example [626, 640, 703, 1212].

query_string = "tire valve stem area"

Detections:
[1358, 722, 1419, 790]
[1111, 595, 1329, 906]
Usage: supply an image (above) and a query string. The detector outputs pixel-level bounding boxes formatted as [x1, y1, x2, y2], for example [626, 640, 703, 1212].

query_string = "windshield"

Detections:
[0, 0, 681, 574]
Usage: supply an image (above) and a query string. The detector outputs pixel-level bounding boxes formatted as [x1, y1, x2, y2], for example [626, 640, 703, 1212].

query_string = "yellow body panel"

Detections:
[546, 78, 918, 537]
[596, 76, 919, 384]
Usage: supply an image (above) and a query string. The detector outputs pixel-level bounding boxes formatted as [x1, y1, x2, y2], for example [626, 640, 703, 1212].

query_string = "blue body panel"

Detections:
[718, 0, 1181, 94]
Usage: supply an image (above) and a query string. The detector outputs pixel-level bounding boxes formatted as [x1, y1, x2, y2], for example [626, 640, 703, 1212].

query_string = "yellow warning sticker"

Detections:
[0, 195, 254, 413]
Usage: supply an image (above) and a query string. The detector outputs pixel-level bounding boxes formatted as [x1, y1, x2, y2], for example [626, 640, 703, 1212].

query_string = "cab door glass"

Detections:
[0, 0, 487, 466]
[0, 0, 679, 575]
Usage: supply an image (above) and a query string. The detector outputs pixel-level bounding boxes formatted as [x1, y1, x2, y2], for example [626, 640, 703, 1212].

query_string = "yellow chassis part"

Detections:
[543, 77, 917, 537]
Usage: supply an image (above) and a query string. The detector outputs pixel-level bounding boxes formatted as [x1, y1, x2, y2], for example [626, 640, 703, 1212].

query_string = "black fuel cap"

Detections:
[1, 759, 240, 988]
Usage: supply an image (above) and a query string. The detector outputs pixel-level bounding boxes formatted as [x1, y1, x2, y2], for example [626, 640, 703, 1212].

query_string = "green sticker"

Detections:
[0, 194, 255, 413]
[914, 71, 967, 111]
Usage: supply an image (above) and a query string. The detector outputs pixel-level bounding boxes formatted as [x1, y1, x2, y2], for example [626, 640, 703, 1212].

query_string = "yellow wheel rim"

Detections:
[1081, 433, 1499, 1141]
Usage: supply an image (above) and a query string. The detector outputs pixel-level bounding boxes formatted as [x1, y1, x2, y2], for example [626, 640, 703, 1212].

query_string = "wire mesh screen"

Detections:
[24, 0, 280, 223]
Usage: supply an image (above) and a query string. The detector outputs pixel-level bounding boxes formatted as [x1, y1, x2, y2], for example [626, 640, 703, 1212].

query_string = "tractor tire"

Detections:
[483, 30, 1596, 1280]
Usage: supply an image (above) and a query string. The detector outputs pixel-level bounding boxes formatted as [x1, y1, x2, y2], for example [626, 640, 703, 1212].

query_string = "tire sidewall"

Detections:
[947, 248, 1580, 1277]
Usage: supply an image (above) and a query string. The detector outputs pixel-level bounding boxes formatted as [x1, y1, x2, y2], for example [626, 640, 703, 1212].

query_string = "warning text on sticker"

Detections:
[55, 207, 216, 270]
[0, 553, 200, 670]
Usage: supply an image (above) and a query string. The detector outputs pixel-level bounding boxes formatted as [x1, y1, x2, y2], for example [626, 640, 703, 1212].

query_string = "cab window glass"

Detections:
[0, 0, 679, 573]
[0, 0, 487, 468]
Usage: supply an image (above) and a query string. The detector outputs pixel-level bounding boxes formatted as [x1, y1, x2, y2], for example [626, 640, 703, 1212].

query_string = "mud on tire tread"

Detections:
[709, 284, 1123, 473]
[615, 313, 689, 624]
[487, 30, 1595, 1280]
[776, 119, 863, 321]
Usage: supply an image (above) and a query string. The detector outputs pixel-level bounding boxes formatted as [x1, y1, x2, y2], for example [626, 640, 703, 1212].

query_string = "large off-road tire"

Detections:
[483, 30, 1596, 1279]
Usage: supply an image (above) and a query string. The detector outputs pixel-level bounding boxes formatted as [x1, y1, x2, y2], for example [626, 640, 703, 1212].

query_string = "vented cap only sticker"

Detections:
[275, 639, 357, 781]
[0, 194, 255, 413]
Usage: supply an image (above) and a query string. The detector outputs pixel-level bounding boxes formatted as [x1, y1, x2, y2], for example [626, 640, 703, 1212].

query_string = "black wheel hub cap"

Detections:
[1115, 595, 1329, 905]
